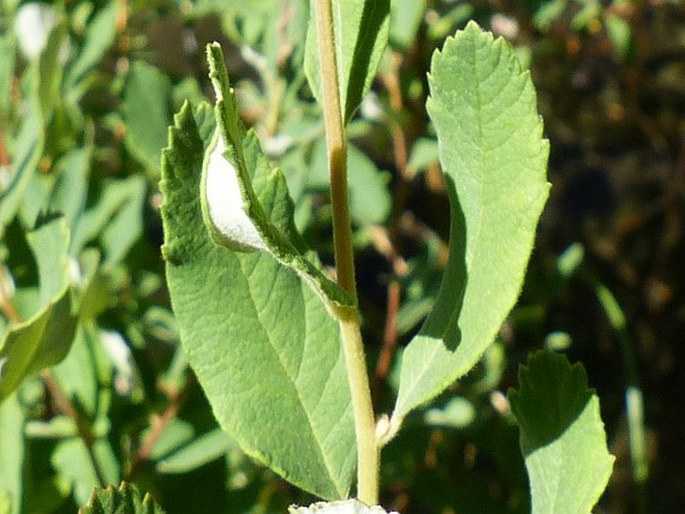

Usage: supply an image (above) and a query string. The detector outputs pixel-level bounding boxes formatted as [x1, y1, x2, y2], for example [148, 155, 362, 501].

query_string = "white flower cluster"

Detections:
[289, 500, 398, 514]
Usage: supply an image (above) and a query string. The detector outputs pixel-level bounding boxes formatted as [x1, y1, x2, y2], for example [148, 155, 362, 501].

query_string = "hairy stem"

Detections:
[338, 311, 379, 504]
[315, 1, 355, 296]
[314, 0, 379, 504]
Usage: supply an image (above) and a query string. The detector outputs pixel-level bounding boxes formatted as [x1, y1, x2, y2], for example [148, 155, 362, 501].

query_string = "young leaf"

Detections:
[52, 437, 120, 507]
[0, 33, 16, 115]
[0, 218, 78, 403]
[51, 325, 102, 417]
[123, 61, 172, 176]
[49, 146, 92, 232]
[70, 175, 146, 266]
[309, 140, 391, 225]
[160, 101, 356, 500]
[65, 0, 122, 90]
[508, 351, 614, 514]
[156, 428, 235, 474]
[0, 87, 43, 231]
[393, 22, 550, 423]
[78, 482, 164, 514]
[304, 0, 390, 122]
[389, 0, 425, 50]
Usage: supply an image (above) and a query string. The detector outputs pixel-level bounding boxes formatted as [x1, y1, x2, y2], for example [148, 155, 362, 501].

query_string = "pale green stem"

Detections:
[313, 0, 379, 504]
[339, 311, 379, 505]
[314, 0, 355, 296]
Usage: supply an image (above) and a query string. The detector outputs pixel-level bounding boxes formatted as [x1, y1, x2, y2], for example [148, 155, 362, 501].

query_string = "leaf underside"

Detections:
[509, 351, 614, 514]
[160, 101, 355, 500]
[394, 22, 550, 421]
[305, 0, 390, 122]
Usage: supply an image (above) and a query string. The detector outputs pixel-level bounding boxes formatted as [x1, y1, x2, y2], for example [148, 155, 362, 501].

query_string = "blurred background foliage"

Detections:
[1, 0, 684, 512]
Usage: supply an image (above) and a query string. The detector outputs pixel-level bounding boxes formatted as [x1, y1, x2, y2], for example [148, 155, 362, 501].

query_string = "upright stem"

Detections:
[314, 0, 379, 504]
[339, 312, 379, 505]
[315, 0, 355, 296]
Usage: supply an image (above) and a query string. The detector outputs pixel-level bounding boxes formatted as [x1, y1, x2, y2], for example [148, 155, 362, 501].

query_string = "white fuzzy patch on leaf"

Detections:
[204, 133, 267, 252]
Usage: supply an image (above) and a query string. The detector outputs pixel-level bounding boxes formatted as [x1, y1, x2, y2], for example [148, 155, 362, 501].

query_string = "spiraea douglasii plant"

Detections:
[0, 1, 622, 513]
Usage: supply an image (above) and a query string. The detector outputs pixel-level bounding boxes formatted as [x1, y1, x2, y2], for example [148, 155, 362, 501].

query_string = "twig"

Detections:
[42, 370, 108, 488]
[376, 280, 401, 382]
[124, 379, 189, 481]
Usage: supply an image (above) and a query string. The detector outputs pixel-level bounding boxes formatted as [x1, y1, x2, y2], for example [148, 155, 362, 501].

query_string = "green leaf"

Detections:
[389, 0, 425, 49]
[160, 101, 355, 499]
[0, 87, 43, 231]
[509, 351, 614, 514]
[145, 418, 195, 461]
[304, 0, 390, 122]
[392, 22, 550, 422]
[122, 60, 172, 175]
[31, 217, 70, 303]
[0, 218, 78, 403]
[36, 22, 67, 122]
[78, 482, 164, 514]
[65, 0, 122, 90]
[533, 0, 567, 31]
[203, 43, 353, 309]
[52, 437, 120, 507]
[0, 33, 16, 115]
[309, 140, 390, 225]
[215, 0, 308, 75]
[605, 13, 632, 61]
[156, 428, 235, 474]
[49, 147, 92, 232]
[0, 394, 24, 514]
[52, 325, 101, 417]
[71, 175, 146, 266]
[406, 137, 438, 174]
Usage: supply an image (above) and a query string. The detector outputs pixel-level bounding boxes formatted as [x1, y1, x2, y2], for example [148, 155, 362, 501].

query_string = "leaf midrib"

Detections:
[238, 255, 343, 497]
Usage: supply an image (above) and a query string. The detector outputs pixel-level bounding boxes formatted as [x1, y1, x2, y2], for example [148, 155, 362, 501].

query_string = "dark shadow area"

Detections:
[416, 175, 467, 351]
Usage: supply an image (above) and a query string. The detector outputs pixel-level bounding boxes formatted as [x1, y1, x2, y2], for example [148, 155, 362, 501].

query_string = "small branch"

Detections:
[42, 370, 107, 487]
[125, 393, 180, 480]
[125, 375, 193, 481]
[376, 280, 401, 383]
[0, 296, 20, 324]
[380, 52, 411, 216]
[371, 55, 413, 392]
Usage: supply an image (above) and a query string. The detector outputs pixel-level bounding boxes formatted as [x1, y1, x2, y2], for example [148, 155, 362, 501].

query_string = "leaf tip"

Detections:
[206, 42, 227, 101]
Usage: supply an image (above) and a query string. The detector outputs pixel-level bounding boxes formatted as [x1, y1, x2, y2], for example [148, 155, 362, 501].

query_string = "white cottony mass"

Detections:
[204, 132, 268, 252]
[289, 500, 398, 514]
